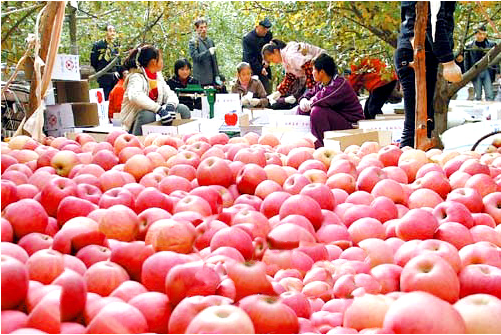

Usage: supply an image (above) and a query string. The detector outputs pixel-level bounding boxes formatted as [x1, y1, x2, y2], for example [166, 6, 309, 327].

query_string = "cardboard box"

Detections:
[54, 80, 90, 103]
[47, 127, 74, 138]
[324, 129, 392, 151]
[358, 118, 404, 145]
[141, 119, 200, 136]
[52, 54, 81, 81]
[44, 103, 100, 132]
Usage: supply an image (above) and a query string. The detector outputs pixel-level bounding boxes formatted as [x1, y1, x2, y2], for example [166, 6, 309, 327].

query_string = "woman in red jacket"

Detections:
[347, 58, 398, 120]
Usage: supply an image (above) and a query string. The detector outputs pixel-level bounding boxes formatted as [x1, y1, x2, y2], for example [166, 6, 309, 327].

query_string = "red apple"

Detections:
[146, 219, 196, 253]
[168, 295, 233, 333]
[236, 163, 267, 195]
[40, 176, 77, 217]
[86, 301, 148, 333]
[400, 253, 460, 303]
[3, 198, 48, 239]
[238, 294, 299, 334]
[433, 200, 474, 228]
[382, 291, 466, 333]
[84, 261, 129, 297]
[459, 264, 501, 299]
[1, 255, 29, 310]
[453, 294, 501, 334]
[165, 261, 220, 305]
[396, 208, 439, 241]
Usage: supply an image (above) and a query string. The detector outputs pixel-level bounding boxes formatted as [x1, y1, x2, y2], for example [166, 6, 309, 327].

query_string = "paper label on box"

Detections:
[89, 89, 105, 103]
[141, 120, 200, 136]
[268, 114, 311, 131]
[44, 104, 74, 130]
[98, 101, 109, 126]
[52, 54, 80, 81]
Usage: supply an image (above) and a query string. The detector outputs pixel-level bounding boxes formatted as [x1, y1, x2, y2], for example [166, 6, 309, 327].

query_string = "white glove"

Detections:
[209, 47, 216, 55]
[268, 91, 281, 101]
[244, 92, 254, 100]
[250, 98, 261, 107]
[241, 97, 250, 106]
[299, 98, 311, 112]
[284, 95, 296, 104]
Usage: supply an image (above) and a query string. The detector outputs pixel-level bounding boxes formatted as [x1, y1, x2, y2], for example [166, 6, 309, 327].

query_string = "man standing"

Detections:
[189, 18, 221, 87]
[242, 18, 273, 94]
[90, 24, 120, 100]
[465, 25, 497, 101]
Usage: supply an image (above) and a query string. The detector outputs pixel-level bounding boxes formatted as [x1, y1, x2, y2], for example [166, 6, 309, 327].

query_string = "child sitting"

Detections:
[120, 44, 190, 135]
[231, 62, 269, 108]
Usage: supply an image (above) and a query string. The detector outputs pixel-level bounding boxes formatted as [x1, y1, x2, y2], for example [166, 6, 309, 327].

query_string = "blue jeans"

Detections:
[473, 70, 494, 101]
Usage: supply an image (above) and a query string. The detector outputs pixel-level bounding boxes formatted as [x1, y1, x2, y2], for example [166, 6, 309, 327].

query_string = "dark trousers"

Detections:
[298, 106, 353, 149]
[259, 74, 272, 95]
[364, 80, 398, 119]
[100, 84, 114, 101]
[395, 48, 439, 148]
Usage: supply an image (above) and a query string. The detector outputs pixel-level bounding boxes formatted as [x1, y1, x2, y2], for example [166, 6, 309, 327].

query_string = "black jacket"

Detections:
[397, 1, 455, 63]
[242, 29, 272, 79]
[167, 75, 202, 110]
[90, 39, 120, 86]
[465, 39, 498, 80]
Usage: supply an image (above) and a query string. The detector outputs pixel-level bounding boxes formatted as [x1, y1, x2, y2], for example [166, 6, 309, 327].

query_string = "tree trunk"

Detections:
[431, 42, 501, 145]
[432, 67, 448, 149]
[27, 2, 59, 126]
[68, 5, 78, 54]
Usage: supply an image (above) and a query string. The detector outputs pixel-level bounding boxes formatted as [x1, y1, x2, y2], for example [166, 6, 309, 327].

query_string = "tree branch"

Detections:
[131, 9, 164, 45]
[88, 55, 120, 81]
[2, 4, 41, 42]
[143, 1, 151, 44]
[448, 43, 501, 96]
[1, 3, 44, 17]
[342, 3, 397, 48]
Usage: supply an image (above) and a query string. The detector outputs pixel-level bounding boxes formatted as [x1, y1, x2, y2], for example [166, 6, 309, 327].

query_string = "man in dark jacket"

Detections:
[297, 54, 364, 148]
[90, 24, 120, 100]
[189, 18, 220, 87]
[242, 18, 273, 94]
[394, 1, 462, 148]
[465, 25, 497, 101]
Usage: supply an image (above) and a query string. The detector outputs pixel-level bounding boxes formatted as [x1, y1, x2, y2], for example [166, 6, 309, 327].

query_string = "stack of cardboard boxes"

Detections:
[39, 54, 101, 137]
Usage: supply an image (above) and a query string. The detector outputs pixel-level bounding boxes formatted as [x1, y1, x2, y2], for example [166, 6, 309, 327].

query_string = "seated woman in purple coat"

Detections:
[297, 53, 364, 148]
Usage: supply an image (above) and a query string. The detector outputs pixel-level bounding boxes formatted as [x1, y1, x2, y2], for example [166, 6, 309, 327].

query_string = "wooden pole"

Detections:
[411, 1, 436, 151]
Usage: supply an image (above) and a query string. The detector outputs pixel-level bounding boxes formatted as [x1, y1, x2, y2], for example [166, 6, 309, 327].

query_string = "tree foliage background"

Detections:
[2, 1, 500, 88]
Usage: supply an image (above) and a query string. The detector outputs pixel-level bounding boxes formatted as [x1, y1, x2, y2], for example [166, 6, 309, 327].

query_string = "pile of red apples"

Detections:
[1, 130, 500, 334]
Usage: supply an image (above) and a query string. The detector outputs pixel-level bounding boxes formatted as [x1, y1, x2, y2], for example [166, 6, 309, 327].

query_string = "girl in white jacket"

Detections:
[120, 44, 190, 135]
